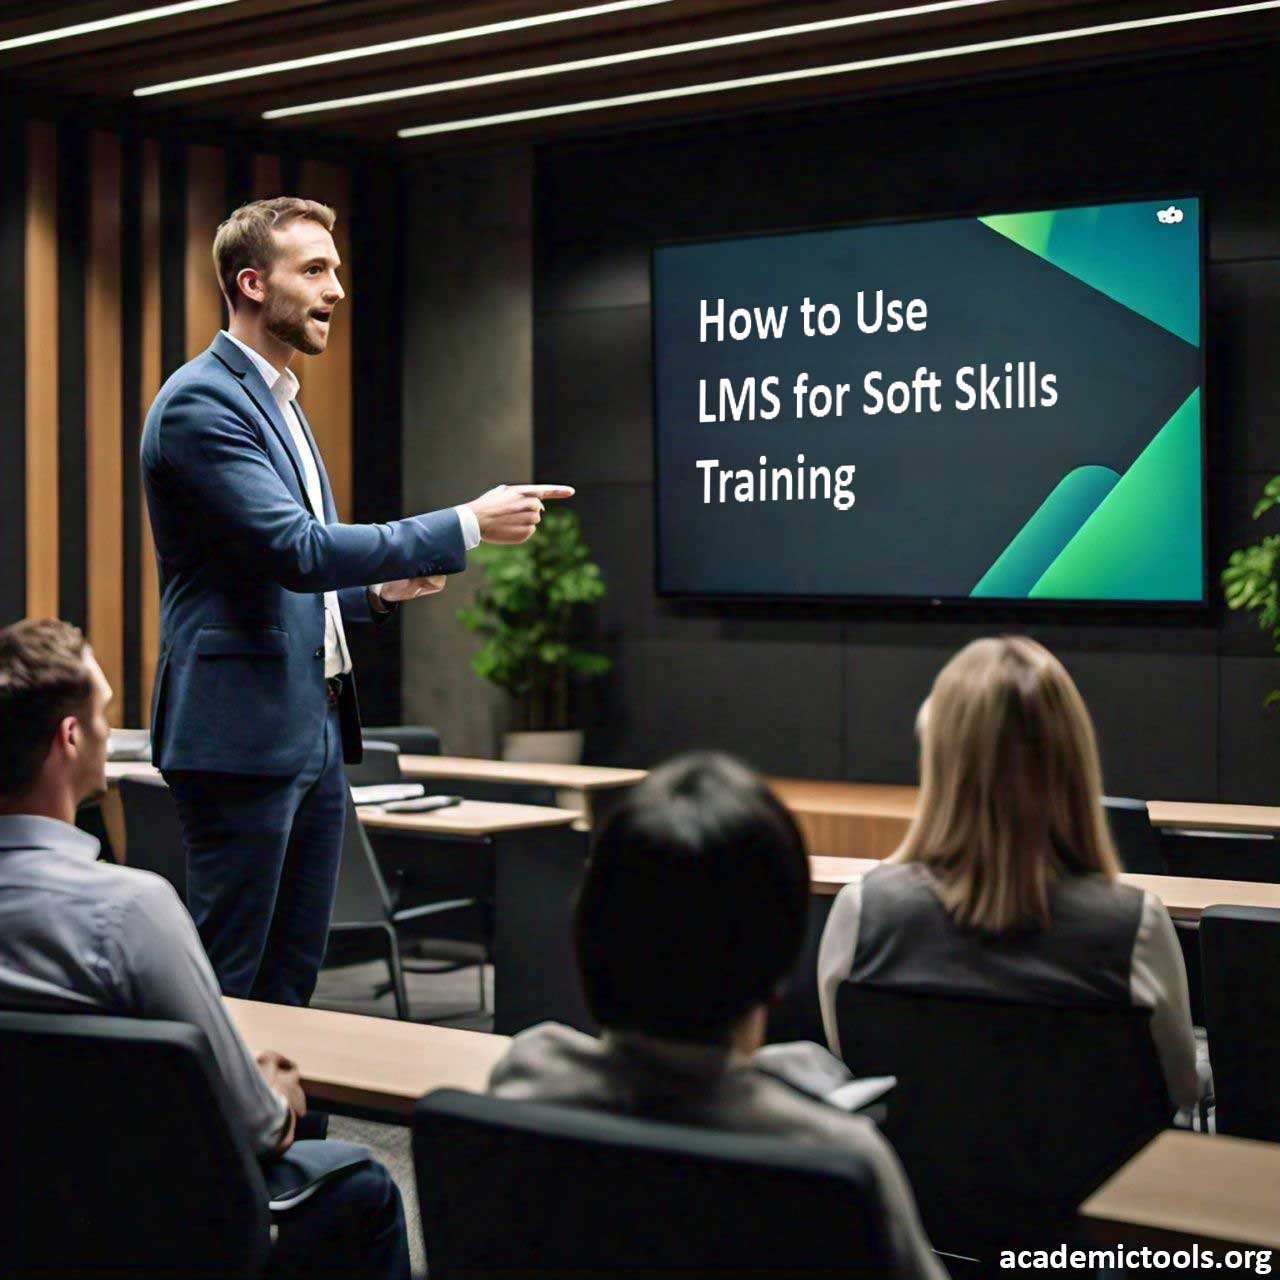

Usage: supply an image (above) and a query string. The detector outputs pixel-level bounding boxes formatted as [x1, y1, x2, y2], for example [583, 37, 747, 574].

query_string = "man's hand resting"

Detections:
[376, 575, 447, 604]
[468, 484, 575, 545]
[257, 1049, 306, 1153]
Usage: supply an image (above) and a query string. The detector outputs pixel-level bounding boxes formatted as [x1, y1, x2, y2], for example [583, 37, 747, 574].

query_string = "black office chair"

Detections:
[413, 1088, 900, 1280]
[1103, 795, 1167, 874]
[1101, 799, 1206, 1023]
[324, 797, 487, 1020]
[835, 982, 1170, 1260]
[0, 1010, 270, 1280]
[76, 800, 118, 864]
[345, 739, 403, 786]
[1160, 828, 1280, 883]
[1200, 905, 1280, 1141]
[117, 773, 188, 901]
[362, 724, 442, 756]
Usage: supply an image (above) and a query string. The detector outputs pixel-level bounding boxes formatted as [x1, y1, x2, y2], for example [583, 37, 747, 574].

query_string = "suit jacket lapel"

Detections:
[292, 399, 337, 524]
[210, 333, 319, 519]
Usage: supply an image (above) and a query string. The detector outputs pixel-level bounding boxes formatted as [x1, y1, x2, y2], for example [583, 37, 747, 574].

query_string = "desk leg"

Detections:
[493, 825, 593, 1037]
[584, 786, 631, 836]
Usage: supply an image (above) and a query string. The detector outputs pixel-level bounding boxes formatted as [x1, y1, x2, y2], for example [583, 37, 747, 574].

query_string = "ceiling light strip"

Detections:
[398, 0, 1280, 138]
[134, 0, 672, 96]
[0, 0, 241, 53]
[265, 0, 1003, 120]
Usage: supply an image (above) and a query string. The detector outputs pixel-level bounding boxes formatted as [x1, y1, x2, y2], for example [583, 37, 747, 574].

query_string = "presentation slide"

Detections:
[652, 197, 1204, 604]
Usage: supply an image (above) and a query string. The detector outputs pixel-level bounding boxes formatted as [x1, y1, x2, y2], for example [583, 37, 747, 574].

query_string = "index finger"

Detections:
[514, 484, 575, 499]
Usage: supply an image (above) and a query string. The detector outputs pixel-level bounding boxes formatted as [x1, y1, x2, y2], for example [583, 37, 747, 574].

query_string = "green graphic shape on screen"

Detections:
[980, 200, 1199, 346]
[971, 466, 1120, 598]
[1025, 389, 1202, 601]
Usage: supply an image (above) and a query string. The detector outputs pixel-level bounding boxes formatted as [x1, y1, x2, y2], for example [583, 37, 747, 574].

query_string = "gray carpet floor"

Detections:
[312, 958, 495, 1278]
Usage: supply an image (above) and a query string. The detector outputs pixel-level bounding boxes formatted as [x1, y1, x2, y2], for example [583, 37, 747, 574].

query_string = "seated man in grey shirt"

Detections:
[489, 751, 947, 1280]
[0, 618, 408, 1280]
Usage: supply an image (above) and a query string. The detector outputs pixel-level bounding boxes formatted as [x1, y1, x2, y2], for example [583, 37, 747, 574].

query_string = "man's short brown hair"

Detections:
[212, 196, 336, 310]
[0, 618, 93, 799]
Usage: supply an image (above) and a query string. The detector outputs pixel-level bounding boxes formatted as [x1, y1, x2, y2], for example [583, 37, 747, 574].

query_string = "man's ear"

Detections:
[236, 266, 265, 306]
[57, 714, 78, 754]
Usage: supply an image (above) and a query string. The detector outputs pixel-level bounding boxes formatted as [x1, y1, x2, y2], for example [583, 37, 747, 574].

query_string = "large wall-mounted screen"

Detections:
[652, 196, 1205, 605]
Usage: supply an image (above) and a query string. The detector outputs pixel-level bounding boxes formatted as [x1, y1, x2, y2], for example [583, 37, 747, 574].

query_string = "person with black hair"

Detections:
[488, 752, 946, 1280]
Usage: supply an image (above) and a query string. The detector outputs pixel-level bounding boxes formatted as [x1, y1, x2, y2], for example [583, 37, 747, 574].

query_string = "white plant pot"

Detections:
[501, 729, 585, 765]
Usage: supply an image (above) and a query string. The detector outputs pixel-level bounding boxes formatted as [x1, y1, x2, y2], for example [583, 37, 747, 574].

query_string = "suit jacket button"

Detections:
[314, 647, 323, 659]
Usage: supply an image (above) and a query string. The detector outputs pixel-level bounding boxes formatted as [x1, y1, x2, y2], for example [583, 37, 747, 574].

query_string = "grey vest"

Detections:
[850, 863, 1144, 1006]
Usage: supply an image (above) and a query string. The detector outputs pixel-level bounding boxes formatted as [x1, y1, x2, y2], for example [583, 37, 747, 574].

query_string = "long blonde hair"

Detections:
[892, 636, 1119, 932]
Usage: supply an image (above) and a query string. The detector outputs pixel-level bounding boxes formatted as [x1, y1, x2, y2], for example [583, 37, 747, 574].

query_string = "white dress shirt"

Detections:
[222, 332, 480, 678]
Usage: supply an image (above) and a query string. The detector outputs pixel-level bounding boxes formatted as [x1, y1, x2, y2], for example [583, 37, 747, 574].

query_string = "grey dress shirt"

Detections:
[0, 814, 288, 1157]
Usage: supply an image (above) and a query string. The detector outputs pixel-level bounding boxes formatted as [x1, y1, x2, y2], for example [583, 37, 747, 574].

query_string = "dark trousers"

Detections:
[272, 1154, 410, 1280]
[165, 705, 347, 1004]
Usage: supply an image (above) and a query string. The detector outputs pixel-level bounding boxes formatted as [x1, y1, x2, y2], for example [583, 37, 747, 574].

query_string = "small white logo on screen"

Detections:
[1156, 205, 1185, 224]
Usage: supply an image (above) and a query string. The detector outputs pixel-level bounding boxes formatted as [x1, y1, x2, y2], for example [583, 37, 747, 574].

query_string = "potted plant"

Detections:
[457, 508, 611, 763]
[1223, 475, 1280, 705]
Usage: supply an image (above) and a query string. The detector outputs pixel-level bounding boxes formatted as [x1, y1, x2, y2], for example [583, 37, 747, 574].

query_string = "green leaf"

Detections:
[457, 507, 611, 725]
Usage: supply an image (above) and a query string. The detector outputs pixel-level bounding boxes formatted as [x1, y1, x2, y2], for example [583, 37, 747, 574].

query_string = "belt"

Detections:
[325, 675, 344, 706]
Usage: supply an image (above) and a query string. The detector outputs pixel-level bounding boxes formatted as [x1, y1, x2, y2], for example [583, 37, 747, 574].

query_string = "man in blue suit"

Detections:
[141, 196, 570, 1004]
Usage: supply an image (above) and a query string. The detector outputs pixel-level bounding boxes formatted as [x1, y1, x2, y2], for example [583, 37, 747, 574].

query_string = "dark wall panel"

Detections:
[1220, 658, 1280, 804]
[842, 645, 943, 784]
[536, 45, 1280, 801]
[1057, 649, 1218, 801]
[347, 158, 403, 723]
[630, 638, 844, 780]
[1212, 261, 1280, 475]
[534, 306, 652, 487]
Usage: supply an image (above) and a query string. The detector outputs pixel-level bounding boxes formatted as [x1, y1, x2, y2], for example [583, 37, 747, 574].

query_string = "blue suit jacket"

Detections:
[141, 333, 465, 776]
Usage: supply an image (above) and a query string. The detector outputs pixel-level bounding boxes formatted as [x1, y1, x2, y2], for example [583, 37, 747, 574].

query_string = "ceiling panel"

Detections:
[1, 0, 1275, 150]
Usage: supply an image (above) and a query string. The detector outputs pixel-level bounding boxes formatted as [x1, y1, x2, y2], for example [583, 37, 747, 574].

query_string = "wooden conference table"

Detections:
[225, 996, 508, 1122]
[108, 755, 1280, 848]
[397, 754, 645, 828]
[1080, 1130, 1280, 1254]
[358, 799, 591, 1036]
[772, 779, 1280, 859]
[808, 856, 1280, 920]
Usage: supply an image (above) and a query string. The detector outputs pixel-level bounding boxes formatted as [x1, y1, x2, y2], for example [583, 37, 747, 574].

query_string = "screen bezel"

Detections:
[649, 191, 1209, 613]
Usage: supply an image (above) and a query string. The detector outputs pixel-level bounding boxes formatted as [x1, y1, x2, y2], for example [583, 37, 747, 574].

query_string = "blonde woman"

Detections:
[817, 636, 1202, 1110]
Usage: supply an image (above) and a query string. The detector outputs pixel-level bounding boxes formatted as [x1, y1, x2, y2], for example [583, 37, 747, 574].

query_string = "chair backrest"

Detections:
[413, 1088, 897, 1280]
[117, 773, 188, 900]
[330, 794, 394, 929]
[0, 1010, 270, 1280]
[1103, 795, 1167, 874]
[1200, 905, 1280, 1141]
[362, 725, 442, 756]
[345, 740, 402, 785]
[1160, 829, 1280, 883]
[835, 982, 1169, 1257]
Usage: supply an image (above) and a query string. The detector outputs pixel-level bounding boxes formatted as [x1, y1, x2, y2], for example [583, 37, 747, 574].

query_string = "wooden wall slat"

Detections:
[56, 125, 88, 631]
[86, 131, 123, 724]
[24, 121, 58, 621]
[140, 138, 162, 724]
[298, 160, 352, 521]
[185, 144, 226, 360]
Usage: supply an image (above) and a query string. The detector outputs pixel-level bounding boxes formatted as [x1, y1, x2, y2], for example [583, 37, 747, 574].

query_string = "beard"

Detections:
[263, 289, 325, 355]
